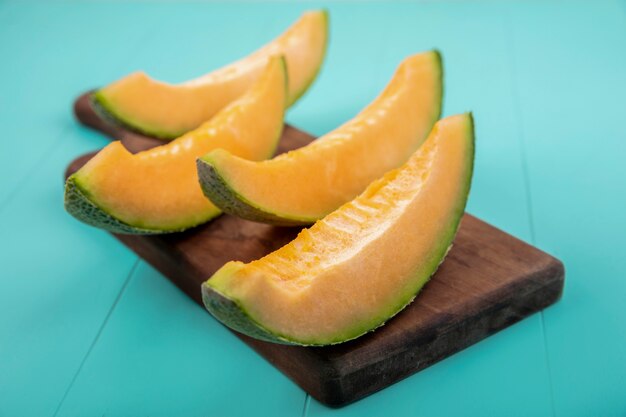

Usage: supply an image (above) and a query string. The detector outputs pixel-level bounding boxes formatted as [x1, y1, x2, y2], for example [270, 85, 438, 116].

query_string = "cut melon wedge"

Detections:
[65, 57, 287, 234]
[197, 51, 443, 225]
[202, 113, 475, 346]
[94, 10, 328, 139]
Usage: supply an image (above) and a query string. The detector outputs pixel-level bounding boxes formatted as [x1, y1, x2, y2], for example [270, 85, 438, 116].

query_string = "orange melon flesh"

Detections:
[94, 10, 328, 139]
[197, 51, 442, 225]
[202, 113, 475, 346]
[65, 57, 286, 234]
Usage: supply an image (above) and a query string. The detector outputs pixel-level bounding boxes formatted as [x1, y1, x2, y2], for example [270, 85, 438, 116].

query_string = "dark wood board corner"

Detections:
[66, 91, 565, 407]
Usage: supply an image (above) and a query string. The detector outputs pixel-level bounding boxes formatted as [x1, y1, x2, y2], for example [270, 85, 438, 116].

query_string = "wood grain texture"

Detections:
[67, 92, 565, 407]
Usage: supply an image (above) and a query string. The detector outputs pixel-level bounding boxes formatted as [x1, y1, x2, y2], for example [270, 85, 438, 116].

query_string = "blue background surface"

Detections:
[0, 1, 625, 416]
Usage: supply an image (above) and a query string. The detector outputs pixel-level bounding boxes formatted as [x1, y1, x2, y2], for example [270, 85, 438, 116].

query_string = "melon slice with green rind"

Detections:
[65, 57, 287, 234]
[94, 10, 328, 139]
[202, 113, 475, 346]
[197, 51, 443, 226]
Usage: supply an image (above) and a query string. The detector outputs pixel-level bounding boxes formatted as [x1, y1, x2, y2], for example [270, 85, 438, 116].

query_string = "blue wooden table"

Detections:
[1, 1, 625, 416]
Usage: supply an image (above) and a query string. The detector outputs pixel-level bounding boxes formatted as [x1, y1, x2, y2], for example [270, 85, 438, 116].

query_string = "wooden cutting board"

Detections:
[67, 92, 565, 407]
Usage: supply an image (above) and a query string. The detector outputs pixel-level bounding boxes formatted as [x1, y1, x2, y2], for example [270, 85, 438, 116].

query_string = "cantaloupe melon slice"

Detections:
[94, 10, 328, 139]
[197, 51, 443, 226]
[65, 57, 287, 234]
[202, 113, 475, 346]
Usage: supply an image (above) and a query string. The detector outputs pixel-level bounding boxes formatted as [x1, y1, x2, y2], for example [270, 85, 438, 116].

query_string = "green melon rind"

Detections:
[202, 284, 294, 344]
[92, 90, 181, 140]
[202, 114, 475, 346]
[91, 11, 329, 141]
[64, 175, 221, 234]
[195, 50, 443, 227]
[65, 175, 164, 234]
[196, 156, 318, 226]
